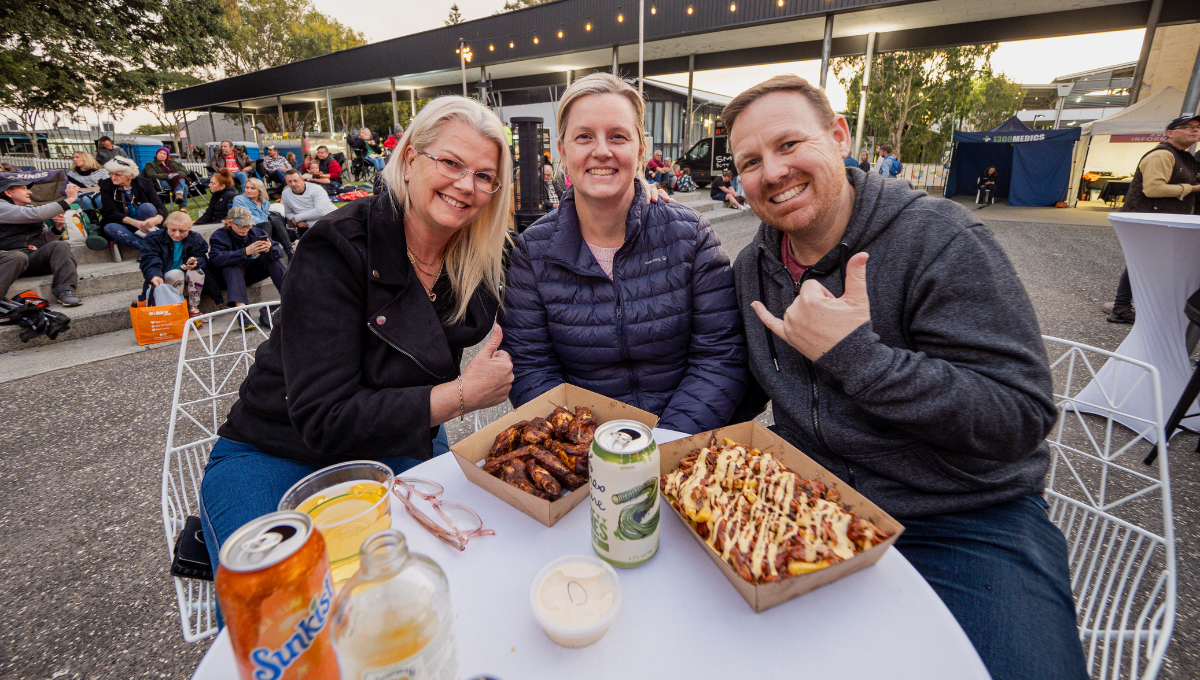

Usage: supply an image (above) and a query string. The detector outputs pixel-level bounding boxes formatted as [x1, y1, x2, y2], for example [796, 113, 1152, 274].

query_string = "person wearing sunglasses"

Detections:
[500, 73, 749, 434]
[199, 96, 516, 576]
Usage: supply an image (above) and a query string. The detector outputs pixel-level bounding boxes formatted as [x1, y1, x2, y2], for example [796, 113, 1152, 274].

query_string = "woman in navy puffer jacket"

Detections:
[501, 74, 747, 434]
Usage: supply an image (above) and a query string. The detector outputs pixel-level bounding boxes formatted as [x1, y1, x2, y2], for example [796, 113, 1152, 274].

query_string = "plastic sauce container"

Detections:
[530, 554, 622, 647]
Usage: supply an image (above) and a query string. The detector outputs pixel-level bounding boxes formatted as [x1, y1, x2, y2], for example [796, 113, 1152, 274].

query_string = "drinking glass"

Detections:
[279, 460, 393, 585]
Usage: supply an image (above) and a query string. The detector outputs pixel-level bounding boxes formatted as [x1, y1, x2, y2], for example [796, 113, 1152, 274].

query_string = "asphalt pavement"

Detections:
[2, 206, 1197, 679]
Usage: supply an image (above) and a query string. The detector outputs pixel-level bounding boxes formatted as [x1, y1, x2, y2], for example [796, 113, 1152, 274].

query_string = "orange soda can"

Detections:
[216, 511, 340, 680]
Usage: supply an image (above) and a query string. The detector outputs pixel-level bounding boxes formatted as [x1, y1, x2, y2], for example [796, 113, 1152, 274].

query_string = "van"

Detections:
[677, 127, 735, 187]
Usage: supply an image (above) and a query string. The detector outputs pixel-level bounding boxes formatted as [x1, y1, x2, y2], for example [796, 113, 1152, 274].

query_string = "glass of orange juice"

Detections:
[278, 461, 393, 586]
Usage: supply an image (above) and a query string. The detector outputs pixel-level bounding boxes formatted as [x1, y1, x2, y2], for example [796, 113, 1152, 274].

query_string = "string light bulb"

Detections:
[533, 36, 539, 43]
[586, 22, 592, 30]
[687, 6, 693, 15]
[777, 0, 784, 5]
[730, 3, 736, 11]
[509, 40, 514, 48]
[650, 5, 656, 14]
[489, 44, 494, 50]
[558, 29, 563, 38]
[617, 13, 624, 22]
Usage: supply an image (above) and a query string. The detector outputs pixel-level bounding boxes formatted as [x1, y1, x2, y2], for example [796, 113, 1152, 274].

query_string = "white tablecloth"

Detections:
[193, 429, 988, 680]
[1074, 213, 1200, 441]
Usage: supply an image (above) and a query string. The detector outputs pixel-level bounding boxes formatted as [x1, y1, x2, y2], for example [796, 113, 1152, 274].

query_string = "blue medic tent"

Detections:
[944, 117, 1081, 207]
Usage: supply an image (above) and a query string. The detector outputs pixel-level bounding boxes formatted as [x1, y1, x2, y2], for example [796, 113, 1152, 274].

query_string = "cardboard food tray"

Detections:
[451, 384, 658, 527]
[658, 422, 904, 613]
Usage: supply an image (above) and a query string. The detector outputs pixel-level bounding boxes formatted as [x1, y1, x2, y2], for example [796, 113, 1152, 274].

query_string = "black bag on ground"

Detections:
[0, 295, 71, 342]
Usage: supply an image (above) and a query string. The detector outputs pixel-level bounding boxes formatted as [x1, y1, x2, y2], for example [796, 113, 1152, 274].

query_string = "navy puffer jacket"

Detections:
[501, 181, 748, 434]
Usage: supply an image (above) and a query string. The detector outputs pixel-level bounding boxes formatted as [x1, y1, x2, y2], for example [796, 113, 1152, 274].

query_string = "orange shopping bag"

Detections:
[129, 298, 189, 345]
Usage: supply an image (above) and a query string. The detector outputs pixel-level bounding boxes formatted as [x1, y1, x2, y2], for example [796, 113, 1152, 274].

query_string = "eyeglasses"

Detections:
[1177, 125, 1200, 132]
[392, 477, 495, 551]
[420, 152, 502, 194]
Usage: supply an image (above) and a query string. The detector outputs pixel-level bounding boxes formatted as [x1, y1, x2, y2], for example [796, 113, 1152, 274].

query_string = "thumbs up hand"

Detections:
[751, 252, 872, 361]
[460, 324, 514, 410]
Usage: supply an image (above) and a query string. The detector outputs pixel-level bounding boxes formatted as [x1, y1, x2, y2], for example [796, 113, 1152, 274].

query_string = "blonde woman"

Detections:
[66, 151, 108, 212]
[500, 73, 748, 434]
[199, 96, 514, 581]
[232, 177, 292, 259]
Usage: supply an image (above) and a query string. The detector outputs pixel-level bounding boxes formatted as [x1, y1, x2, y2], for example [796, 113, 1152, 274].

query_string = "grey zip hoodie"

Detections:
[0, 198, 69, 251]
[733, 167, 1056, 519]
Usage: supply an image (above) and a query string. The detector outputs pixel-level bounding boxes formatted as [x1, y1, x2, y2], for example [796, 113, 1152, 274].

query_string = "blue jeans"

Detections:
[367, 156, 385, 172]
[102, 203, 159, 252]
[159, 179, 188, 205]
[895, 494, 1088, 680]
[199, 426, 449, 626]
[268, 168, 287, 186]
[230, 170, 248, 193]
[76, 194, 99, 211]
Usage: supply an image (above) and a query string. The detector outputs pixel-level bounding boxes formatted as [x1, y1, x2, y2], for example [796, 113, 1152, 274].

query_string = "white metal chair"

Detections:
[473, 401, 513, 432]
[1043, 336, 1176, 679]
[161, 303, 274, 642]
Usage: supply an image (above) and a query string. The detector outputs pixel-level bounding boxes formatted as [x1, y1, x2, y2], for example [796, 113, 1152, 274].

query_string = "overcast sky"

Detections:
[100, 0, 1145, 132]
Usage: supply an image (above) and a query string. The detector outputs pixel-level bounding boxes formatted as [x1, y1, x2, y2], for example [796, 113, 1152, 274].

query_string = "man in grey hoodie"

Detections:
[0, 175, 82, 306]
[725, 76, 1086, 680]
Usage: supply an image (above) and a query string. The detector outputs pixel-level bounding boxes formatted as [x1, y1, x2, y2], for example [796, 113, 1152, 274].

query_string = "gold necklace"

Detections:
[407, 247, 441, 268]
[407, 250, 442, 301]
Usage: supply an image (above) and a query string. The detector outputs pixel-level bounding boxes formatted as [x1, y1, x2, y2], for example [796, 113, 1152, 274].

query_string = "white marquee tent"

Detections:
[1068, 87, 1186, 205]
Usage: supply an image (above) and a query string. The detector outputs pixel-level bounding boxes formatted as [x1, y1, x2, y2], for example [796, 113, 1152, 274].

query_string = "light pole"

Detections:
[1034, 114, 1045, 128]
[638, 0, 644, 97]
[459, 39, 472, 97]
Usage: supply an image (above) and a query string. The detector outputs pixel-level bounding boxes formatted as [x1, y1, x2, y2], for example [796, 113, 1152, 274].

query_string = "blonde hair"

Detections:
[555, 73, 649, 191]
[73, 151, 100, 172]
[104, 156, 139, 178]
[244, 177, 269, 203]
[556, 73, 646, 153]
[381, 95, 512, 324]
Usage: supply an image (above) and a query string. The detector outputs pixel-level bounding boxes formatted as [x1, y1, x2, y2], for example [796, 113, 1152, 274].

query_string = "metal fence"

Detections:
[0, 155, 209, 175]
[896, 162, 948, 192]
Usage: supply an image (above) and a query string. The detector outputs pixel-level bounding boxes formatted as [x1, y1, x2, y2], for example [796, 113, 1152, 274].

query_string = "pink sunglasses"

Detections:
[392, 477, 495, 551]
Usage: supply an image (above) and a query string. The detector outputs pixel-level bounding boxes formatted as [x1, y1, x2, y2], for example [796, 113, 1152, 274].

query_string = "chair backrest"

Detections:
[161, 303, 274, 642]
[1042, 336, 1176, 680]
[473, 401, 513, 433]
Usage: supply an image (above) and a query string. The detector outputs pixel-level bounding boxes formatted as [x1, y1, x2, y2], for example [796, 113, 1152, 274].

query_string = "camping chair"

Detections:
[1042, 336, 1176, 679]
[161, 303, 275, 642]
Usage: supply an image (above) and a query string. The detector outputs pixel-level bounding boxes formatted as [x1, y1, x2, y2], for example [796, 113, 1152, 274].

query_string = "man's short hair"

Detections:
[722, 170, 732, 178]
[220, 140, 232, 147]
[722, 75, 835, 136]
[880, 144, 894, 154]
[164, 211, 192, 228]
[284, 169, 302, 178]
[317, 145, 328, 152]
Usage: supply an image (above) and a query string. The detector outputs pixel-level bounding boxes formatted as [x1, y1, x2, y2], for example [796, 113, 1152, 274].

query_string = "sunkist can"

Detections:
[216, 511, 340, 680]
[590, 420, 660, 567]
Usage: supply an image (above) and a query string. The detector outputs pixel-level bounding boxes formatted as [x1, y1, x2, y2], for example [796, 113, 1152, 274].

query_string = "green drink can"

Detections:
[590, 420, 659, 567]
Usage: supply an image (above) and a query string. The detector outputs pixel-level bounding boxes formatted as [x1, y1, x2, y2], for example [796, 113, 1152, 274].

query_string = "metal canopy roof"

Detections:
[163, 0, 1200, 114]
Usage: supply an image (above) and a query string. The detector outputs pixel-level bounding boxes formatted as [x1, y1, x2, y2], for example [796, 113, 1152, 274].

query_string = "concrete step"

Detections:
[0, 279, 278, 353]
[70, 221, 224, 265]
[6, 260, 144, 300]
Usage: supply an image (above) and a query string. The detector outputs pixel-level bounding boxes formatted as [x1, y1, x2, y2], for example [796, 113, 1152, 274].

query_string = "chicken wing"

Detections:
[526, 460, 563, 497]
[567, 406, 597, 445]
[529, 447, 587, 489]
[501, 458, 547, 498]
[487, 421, 528, 461]
[522, 417, 554, 446]
[548, 406, 575, 439]
[482, 445, 538, 475]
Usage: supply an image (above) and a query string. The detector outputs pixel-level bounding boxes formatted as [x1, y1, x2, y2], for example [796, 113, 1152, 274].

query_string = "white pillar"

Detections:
[325, 89, 335, 136]
[852, 32, 876, 158]
[612, 45, 619, 75]
[685, 54, 694, 148]
[276, 96, 285, 134]
[390, 78, 399, 127]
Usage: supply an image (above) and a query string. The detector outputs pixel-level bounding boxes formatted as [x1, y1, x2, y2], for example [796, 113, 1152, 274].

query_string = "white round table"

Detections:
[193, 430, 989, 680]
[1074, 213, 1200, 441]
